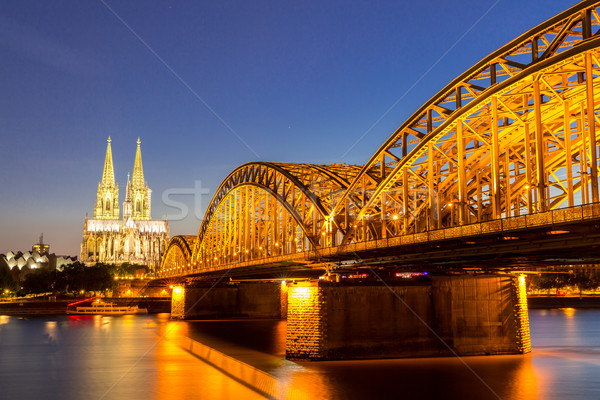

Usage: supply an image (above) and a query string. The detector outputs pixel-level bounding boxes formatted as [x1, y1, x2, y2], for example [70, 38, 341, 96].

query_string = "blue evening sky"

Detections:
[0, 0, 572, 256]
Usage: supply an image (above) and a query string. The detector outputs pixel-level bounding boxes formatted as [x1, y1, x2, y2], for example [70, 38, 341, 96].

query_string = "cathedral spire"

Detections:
[125, 172, 132, 202]
[123, 172, 132, 219]
[94, 137, 119, 219]
[132, 138, 144, 188]
[130, 138, 151, 220]
[102, 137, 115, 185]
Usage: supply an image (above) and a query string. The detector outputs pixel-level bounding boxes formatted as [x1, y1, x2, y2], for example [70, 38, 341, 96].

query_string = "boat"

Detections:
[66, 297, 148, 315]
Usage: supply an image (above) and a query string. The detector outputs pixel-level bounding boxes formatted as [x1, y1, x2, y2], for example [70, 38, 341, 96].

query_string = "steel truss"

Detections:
[331, 0, 600, 244]
[161, 235, 196, 275]
[171, 162, 362, 273]
[160, 1, 600, 276]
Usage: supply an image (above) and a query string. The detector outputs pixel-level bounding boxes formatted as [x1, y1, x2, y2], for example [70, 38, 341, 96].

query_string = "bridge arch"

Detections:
[329, 1, 600, 244]
[158, 2, 600, 278]
[159, 235, 196, 276]
[190, 162, 362, 271]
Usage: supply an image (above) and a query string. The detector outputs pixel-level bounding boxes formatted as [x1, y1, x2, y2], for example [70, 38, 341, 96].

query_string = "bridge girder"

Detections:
[186, 162, 361, 273]
[329, 1, 600, 244]
[159, 1, 600, 278]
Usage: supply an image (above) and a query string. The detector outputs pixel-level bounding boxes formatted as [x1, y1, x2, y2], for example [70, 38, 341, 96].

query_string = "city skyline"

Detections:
[0, 0, 570, 256]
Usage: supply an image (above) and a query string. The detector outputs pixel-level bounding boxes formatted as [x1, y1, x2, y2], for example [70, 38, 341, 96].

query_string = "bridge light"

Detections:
[524, 185, 530, 189]
[447, 203, 452, 207]
[321, 232, 326, 236]
[275, 242, 279, 246]
[172, 286, 183, 295]
[392, 215, 399, 220]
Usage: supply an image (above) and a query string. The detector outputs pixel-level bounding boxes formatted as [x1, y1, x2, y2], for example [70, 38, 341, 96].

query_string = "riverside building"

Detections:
[80, 138, 169, 270]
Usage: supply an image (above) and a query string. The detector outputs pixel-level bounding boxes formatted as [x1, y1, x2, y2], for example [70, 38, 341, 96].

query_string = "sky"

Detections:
[0, 0, 573, 256]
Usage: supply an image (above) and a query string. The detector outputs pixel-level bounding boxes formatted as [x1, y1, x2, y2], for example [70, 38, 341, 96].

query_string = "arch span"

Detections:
[160, 235, 196, 275]
[159, 1, 600, 277]
[189, 162, 363, 271]
[328, 1, 600, 244]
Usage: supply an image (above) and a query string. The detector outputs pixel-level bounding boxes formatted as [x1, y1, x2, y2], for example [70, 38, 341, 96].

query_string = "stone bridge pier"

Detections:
[171, 281, 285, 319]
[285, 274, 530, 360]
[171, 274, 530, 361]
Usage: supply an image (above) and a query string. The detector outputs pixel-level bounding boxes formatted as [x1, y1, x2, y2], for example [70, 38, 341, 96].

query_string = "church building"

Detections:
[80, 138, 169, 269]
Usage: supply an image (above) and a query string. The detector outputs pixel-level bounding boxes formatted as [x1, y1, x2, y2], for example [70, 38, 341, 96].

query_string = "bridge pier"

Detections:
[285, 274, 530, 360]
[171, 281, 284, 319]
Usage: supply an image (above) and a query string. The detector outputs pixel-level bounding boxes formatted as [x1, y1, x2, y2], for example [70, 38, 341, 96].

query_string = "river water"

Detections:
[0, 308, 598, 399]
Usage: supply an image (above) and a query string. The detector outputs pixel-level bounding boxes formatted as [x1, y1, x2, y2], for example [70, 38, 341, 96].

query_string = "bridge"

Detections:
[158, 1, 600, 360]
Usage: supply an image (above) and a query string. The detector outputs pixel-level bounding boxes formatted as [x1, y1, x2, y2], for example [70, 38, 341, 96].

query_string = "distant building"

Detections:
[80, 138, 169, 270]
[32, 233, 50, 255]
[0, 249, 77, 281]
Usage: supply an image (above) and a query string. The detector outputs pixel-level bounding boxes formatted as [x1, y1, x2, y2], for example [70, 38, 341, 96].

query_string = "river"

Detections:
[0, 308, 598, 399]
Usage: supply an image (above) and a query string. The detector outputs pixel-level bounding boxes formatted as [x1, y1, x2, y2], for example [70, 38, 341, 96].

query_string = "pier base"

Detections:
[285, 275, 530, 360]
[170, 281, 283, 319]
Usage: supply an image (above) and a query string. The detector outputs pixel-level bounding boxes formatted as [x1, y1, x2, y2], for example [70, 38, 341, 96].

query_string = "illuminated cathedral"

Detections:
[80, 138, 169, 269]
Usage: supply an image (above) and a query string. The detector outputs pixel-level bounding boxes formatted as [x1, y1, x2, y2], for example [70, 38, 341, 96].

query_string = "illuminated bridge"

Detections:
[156, 2, 600, 361]
[160, 1, 600, 279]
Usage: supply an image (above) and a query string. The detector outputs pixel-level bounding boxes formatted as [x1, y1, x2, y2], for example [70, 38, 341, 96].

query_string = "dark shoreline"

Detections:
[2, 296, 600, 316]
[527, 296, 600, 309]
[0, 297, 172, 316]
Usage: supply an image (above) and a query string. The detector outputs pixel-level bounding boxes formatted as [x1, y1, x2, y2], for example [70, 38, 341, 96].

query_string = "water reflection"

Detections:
[274, 354, 540, 400]
[562, 307, 576, 318]
[0, 310, 598, 399]
[154, 337, 264, 400]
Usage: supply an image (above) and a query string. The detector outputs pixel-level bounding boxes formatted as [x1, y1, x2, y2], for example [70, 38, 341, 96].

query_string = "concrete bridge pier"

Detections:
[285, 274, 531, 360]
[171, 281, 285, 319]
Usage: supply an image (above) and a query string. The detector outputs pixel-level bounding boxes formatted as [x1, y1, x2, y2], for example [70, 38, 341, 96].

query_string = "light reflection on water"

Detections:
[0, 309, 598, 399]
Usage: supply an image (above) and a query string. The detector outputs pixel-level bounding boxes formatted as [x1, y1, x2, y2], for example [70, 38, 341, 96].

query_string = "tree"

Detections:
[0, 264, 18, 294]
[570, 272, 600, 294]
[22, 269, 53, 294]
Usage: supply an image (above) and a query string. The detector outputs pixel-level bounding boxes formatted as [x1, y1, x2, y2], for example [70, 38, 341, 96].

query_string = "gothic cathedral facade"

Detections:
[80, 138, 169, 270]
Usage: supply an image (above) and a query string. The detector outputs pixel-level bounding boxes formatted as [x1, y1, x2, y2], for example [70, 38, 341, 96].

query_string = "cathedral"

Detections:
[80, 138, 169, 270]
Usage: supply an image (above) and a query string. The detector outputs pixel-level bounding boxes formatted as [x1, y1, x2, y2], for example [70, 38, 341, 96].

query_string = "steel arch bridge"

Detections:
[159, 1, 600, 278]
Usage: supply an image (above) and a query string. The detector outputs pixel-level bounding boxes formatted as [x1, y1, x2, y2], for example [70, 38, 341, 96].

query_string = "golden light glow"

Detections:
[289, 285, 315, 305]
[171, 285, 186, 318]
[173, 286, 184, 295]
[516, 274, 531, 353]
[562, 307, 576, 318]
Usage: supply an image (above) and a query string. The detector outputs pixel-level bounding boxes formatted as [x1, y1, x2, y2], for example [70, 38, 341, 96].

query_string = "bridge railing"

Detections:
[328, 203, 600, 257]
[159, 203, 600, 277]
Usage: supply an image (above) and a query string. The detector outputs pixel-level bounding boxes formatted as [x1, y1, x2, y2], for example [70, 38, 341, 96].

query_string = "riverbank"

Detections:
[1, 296, 599, 316]
[0, 297, 172, 315]
[528, 295, 600, 309]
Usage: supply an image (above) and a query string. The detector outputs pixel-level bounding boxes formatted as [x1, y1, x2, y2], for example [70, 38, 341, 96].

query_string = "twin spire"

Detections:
[102, 136, 115, 185]
[96, 137, 150, 220]
[101, 137, 145, 189]
[132, 137, 145, 189]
